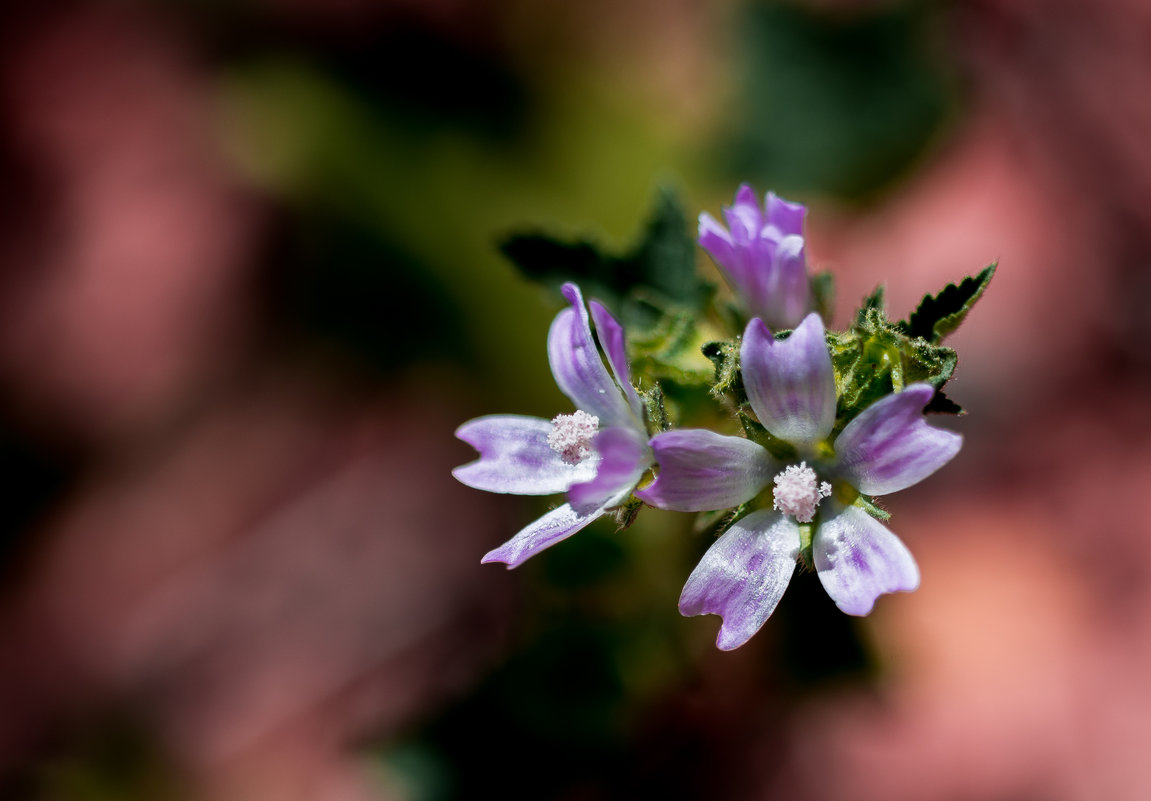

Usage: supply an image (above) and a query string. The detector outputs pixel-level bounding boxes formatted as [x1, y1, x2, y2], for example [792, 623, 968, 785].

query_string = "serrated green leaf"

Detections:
[498, 186, 711, 319]
[830, 305, 962, 429]
[630, 187, 712, 311]
[900, 262, 996, 343]
[855, 284, 886, 326]
[923, 388, 964, 415]
[499, 234, 611, 291]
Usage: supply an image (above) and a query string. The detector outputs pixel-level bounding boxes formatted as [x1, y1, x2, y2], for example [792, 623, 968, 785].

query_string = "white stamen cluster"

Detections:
[548, 410, 600, 465]
[772, 461, 832, 523]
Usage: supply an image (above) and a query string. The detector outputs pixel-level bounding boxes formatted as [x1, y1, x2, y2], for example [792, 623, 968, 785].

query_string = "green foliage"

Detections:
[639, 382, 671, 433]
[825, 263, 994, 419]
[628, 310, 716, 387]
[854, 494, 891, 522]
[701, 339, 743, 401]
[613, 497, 645, 531]
[500, 186, 712, 323]
[899, 262, 996, 343]
[739, 413, 799, 461]
[691, 265, 988, 428]
[831, 296, 963, 425]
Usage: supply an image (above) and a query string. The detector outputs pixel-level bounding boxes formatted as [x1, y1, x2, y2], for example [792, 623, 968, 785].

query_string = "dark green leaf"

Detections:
[499, 235, 615, 292]
[830, 302, 963, 429]
[900, 262, 996, 343]
[498, 186, 711, 319]
[630, 187, 712, 311]
[923, 389, 964, 415]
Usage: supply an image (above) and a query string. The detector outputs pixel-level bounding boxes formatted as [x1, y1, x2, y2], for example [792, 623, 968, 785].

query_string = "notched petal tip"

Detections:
[740, 312, 835, 446]
[814, 506, 920, 616]
[678, 510, 801, 651]
[452, 415, 593, 496]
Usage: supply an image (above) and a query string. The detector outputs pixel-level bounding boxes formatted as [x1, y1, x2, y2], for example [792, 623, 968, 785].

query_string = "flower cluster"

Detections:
[455, 185, 992, 650]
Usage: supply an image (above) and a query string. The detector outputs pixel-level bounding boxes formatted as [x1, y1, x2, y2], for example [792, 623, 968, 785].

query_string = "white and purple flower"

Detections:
[454, 283, 652, 568]
[636, 312, 961, 650]
[699, 184, 813, 330]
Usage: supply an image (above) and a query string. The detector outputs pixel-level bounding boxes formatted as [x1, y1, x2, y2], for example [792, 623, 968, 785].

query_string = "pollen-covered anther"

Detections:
[772, 461, 832, 523]
[548, 410, 600, 465]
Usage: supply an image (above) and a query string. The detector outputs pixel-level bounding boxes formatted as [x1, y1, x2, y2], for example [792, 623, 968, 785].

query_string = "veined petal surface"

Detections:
[679, 510, 801, 651]
[635, 429, 774, 512]
[764, 191, 805, 238]
[762, 235, 811, 331]
[481, 502, 605, 569]
[548, 283, 632, 427]
[588, 300, 643, 422]
[722, 183, 763, 243]
[813, 505, 920, 615]
[454, 415, 597, 495]
[699, 212, 737, 273]
[741, 313, 835, 447]
[834, 383, 963, 496]
[568, 426, 651, 515]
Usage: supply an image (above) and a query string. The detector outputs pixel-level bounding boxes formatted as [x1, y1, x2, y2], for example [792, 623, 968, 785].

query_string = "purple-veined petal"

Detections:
[454, 415, 597, 495]
[635, 429, 774, 512]
[702, 210, 760, 312]
[762, 234, 811, 331]
[481, 503, 605, 569]
[569, 426, 651, 515]
[699, 211, 738, 274]
[741, 313, 835, 447]
[548, 283, 632, 427]
[813, 505, 919, 615]
[833, 383, 962, 496]
[679, 510, 801, 650]
[722, 184, 763, 244]
[764, 191, 805, 238]
[588, 300, 644, 422]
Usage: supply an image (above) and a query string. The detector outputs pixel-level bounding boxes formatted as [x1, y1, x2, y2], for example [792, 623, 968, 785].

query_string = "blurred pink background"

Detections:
[1, 0, 1150, 799]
